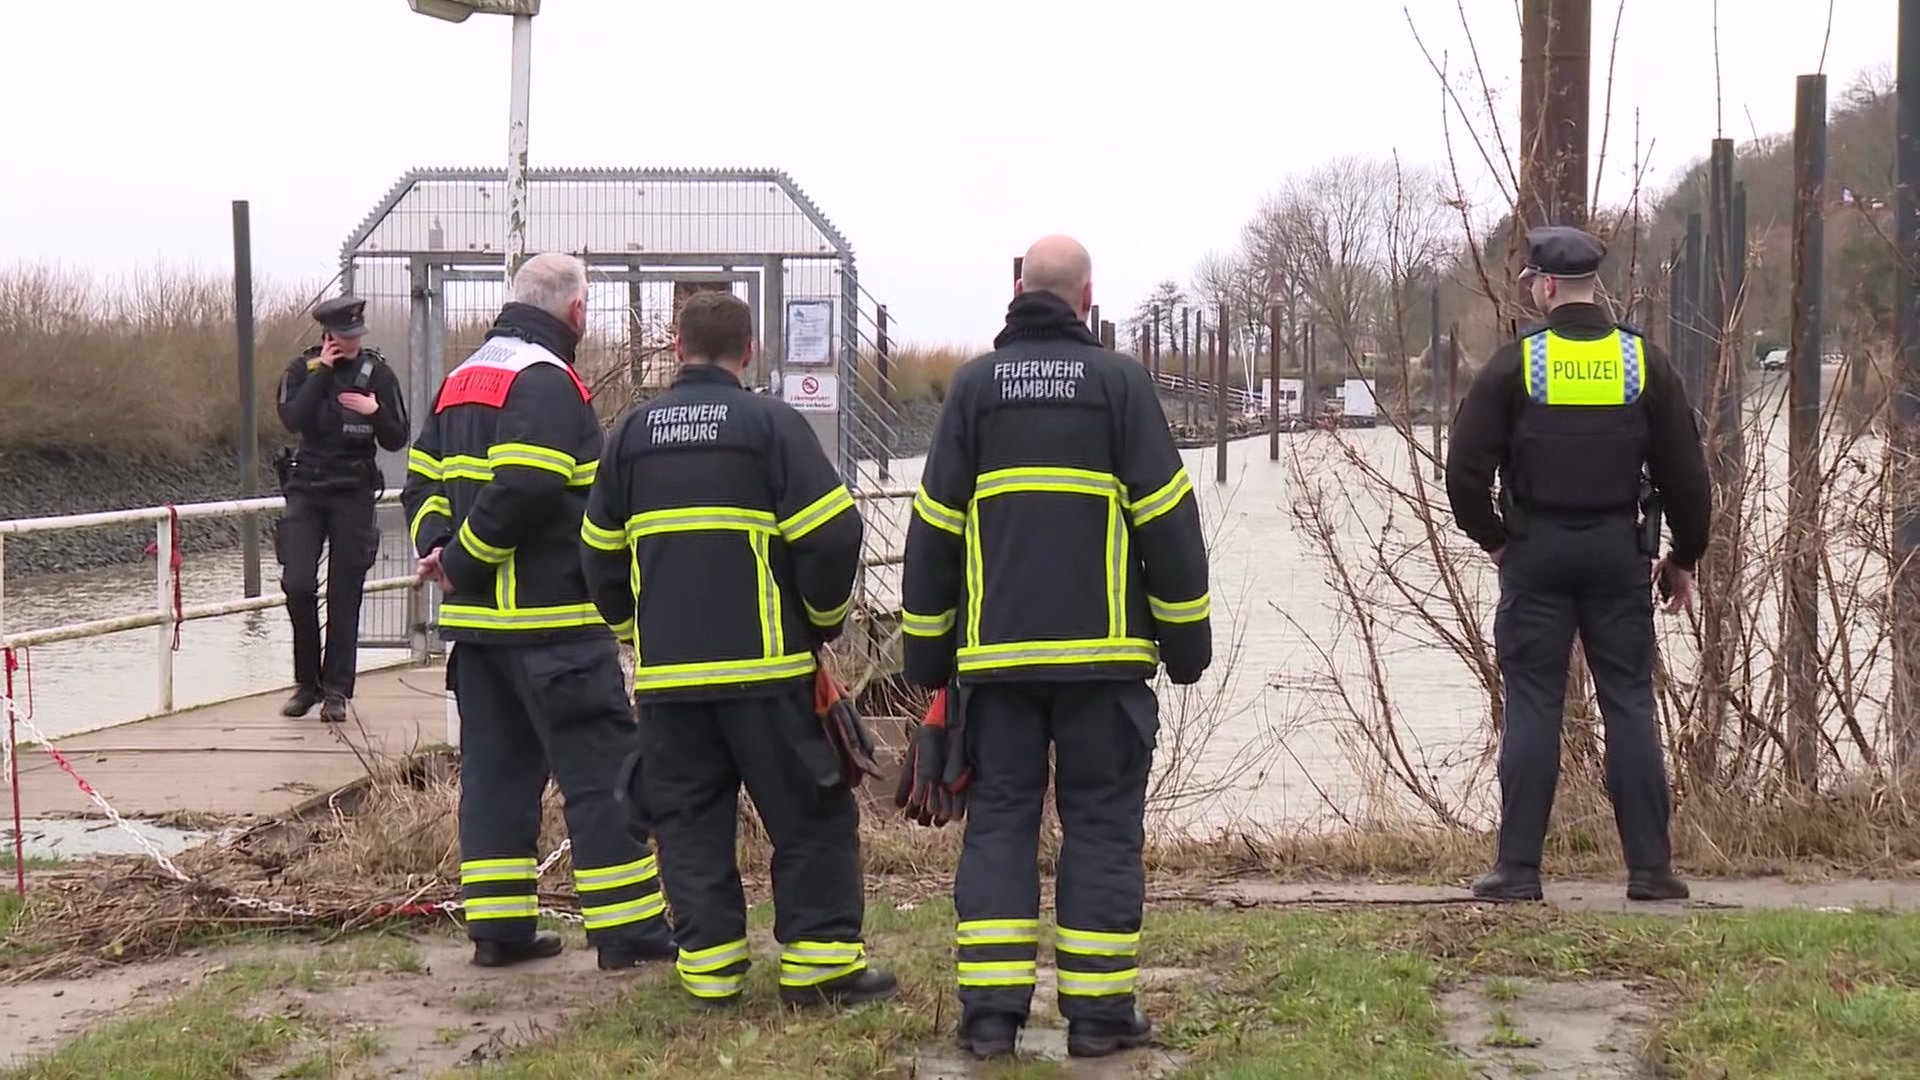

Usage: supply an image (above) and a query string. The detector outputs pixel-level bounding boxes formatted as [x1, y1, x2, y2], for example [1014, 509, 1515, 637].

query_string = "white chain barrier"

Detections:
[3, 694, 583, 925]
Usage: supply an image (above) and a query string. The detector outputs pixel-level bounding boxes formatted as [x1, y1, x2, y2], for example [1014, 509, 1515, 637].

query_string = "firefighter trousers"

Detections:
[954, 679, 1157, 1025]
[1493, 517, 1674, 871]
[637, 685, 866, 1001]
[276, 488, 379, 698]
[452, 637, 674, 952]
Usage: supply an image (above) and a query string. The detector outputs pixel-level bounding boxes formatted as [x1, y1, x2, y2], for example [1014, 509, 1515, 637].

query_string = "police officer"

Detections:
[900, 234, 1212, 1060]
[275, 295, 409, 722]
[581, 290, 897, 1008]
[401, 254, 675, 970]
[1445, 225, 1711, 903]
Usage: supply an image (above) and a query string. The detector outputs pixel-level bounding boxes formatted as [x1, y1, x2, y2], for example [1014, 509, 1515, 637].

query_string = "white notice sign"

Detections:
[783, 371, 838, 413]
[785, 300, 834, 366]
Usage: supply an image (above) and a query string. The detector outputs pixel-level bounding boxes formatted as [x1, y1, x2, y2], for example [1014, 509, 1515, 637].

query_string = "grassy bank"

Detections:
[7, 900, 1917, 1078]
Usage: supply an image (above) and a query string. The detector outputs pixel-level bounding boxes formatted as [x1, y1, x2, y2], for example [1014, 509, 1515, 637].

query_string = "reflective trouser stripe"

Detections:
[1055, 927, 1140, 956]
[1056, 925, 1141, 998]
[678, 938, 751, 998]
[956, 919, 1041, 947]
[958, 960, 1038, 987]
[779, 941, 868, 987]
[463, 896, 538, 920]
[581, 893, 668, 931]
[1057, 968, 1139, 996]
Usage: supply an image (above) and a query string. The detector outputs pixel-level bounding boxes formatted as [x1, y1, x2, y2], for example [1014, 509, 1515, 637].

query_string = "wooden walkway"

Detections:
[7, 666, 447, 821]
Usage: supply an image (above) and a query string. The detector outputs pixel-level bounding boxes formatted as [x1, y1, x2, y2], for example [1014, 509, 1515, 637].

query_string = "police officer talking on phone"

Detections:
[274, 295, 409, 723]
[1444, 225, 1710, 903]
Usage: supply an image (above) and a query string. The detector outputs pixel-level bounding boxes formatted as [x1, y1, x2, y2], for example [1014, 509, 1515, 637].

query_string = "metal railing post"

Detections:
[155, 517, 174, 713]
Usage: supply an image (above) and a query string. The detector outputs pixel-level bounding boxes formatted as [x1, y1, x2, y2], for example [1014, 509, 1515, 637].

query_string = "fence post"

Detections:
[1895, 0, 1920, 770]
[875, 304, 892, 482]
[1100, 320, 1116, 350]
[1268, 303, 1282, 461]
[1150, 307, 1161, 378]
[155, 517, 174, 714]
[1430, 283, 1443, 479]
[1786, 72, 1827, 790]
[1181, 309, 1194, 429]
[1214, 306, 1229, 484]
[232, 201, 261, 599]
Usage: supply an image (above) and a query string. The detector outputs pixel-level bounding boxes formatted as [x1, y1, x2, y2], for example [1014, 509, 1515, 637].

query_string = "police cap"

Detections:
[312, 295, 368, 338]
[1519, 226, 1607, 282]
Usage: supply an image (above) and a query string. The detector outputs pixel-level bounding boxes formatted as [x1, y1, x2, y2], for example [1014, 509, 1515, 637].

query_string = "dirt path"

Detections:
[1442, 977, 1659, 1079]
[1154, 875, 1920, 913]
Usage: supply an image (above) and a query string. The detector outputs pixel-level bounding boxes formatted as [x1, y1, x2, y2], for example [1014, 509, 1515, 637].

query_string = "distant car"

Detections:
[1759, 349, 1788, 371]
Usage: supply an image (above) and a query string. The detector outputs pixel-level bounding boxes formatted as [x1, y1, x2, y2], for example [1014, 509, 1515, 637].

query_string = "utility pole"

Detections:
[1514, 0, 1593, 325]
[1894, 0, 1920, 770]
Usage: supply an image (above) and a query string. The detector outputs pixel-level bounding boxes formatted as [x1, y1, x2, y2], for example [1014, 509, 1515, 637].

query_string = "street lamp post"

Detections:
[407, 0, 541, 280]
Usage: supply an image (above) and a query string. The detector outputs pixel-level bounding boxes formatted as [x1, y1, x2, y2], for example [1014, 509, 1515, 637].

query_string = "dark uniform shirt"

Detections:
[900, 291, 1212, 689]
[276, 347, 409, 489]
[1445, 302, 1712, 569]
[400, 303, 610, 643]
[580, 363, 863, 702]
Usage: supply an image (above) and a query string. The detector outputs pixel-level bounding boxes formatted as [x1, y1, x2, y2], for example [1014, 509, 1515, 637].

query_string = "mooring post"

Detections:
[1786, 72, 1827, 789]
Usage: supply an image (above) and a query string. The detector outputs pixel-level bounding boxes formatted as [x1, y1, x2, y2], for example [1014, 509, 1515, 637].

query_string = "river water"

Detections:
[3, 373, 1893, 832]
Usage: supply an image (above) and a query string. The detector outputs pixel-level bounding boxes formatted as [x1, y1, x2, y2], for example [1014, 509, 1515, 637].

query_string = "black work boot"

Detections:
[281, 686, 322, 718]
[780, 967, 899, 1008]
[1627, 868, 1690, 901]
[471, 930, 564, 968]
[597, 937, 677, 971]
[1472, 863, 1545, 902]
[957, 1011, 1021, 1060]
[1067, 1009, 1154, 1058]
[319, 694, 349, 724]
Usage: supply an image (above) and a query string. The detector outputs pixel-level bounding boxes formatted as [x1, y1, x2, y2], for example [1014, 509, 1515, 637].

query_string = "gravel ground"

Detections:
[0, 450, 277, 577]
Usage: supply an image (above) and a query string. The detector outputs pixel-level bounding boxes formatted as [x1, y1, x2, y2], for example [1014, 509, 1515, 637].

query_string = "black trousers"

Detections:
[276, 488, 378, 698]
[1494, 517, 1674, 871]
[954, 680, 1156, 1025]
[638, 685, 865, 1001]
[453, 637, 673, 952]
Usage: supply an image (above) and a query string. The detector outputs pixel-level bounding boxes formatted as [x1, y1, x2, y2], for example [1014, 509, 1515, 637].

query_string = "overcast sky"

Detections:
[1, 0, 1892, 345]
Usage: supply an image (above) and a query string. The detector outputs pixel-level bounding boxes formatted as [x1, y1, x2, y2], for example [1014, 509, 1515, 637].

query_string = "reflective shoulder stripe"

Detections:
[779, 485, 856, 541]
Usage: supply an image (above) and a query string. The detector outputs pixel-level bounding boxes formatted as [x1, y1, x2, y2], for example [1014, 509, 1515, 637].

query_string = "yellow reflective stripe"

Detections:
[457, 519, 513, 565]
[439, 602, 606, 631]
[459, 857, 538, 884]
[1149, 592, 1210, 624]
[1524, 330, 1647, 406]
[956, 919, 1040, 946]
[914, 488, 965, 535]
[682, 972, 745, 999]
[902, 608, 956, 638]
[609, 616, 635, 640]
[440, 454, 492, 482]
[781, 941, 865, 964]
[958, 960, 1038, 987]
[581, 513, 625, 552]
[569, 458, 598, 487]
[463, 896, 539, 920]
[679, 939, 751, 973]
[1106, 494, 1126, 639]
[632, 652, 816, 693]
[1055, 927, 1141, 956]
[625, 506, 778, 539]
[574, 856, 659, 892]
[956, 637, 1158, 672]
[779, 485, 856, 541]
[494, 553, 516, 611]
[1128, 469, 1193, 526]
[407, 447, 443, 480]
[1058, 968, 1139, 996]
[780, 959, 866, 986]
[581, 893, 668, 930]
[751, 532, 785, 658]
[964, 500, 985, 648]
[488, 441, 578, 478]
[974, 466, 1122, 500]
[409, 495, 451, 546]
[805, 595, 852, 628]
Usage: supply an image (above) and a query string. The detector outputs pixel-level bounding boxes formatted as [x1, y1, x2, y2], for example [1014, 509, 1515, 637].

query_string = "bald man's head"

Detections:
[1017, 234, 1093, 317]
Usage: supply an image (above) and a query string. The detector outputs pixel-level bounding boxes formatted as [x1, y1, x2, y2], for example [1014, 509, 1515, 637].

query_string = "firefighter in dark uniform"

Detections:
[1445, 226, 1711, 903]
[899, 234, 1212, 1060]
[581, 291, 898, 1008]
[274, 295, 409, 722]
[401, 253, 675, 970]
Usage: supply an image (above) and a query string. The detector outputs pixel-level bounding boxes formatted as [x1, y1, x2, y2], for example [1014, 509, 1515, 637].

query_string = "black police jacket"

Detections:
[581, 363, 863, 702]
[276, 346, 409, 492]
[1445, 302, 1712, 569]
[900, 291, 1212, 689]
[400, 304, 610, 644]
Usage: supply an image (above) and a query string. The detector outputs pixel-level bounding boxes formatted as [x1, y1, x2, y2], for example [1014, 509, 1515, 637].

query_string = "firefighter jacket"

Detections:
[580, 363, 864, 702]
[899, 291, 1212, 689]
[276, 346, 409, 493]
[400, 304, 610, 644]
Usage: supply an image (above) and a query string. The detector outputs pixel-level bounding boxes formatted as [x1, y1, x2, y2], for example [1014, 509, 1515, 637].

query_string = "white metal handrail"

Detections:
[0, 487, 917, 716]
